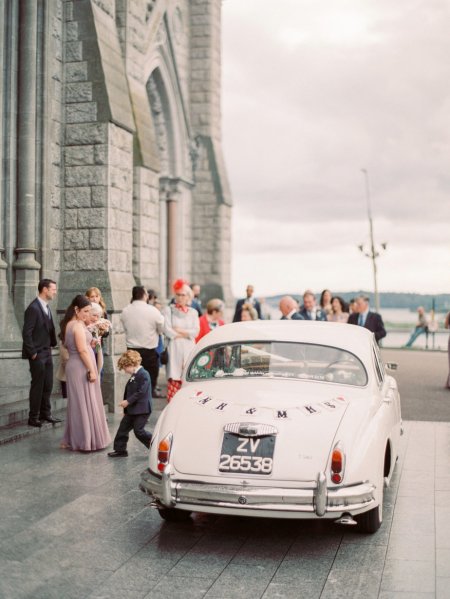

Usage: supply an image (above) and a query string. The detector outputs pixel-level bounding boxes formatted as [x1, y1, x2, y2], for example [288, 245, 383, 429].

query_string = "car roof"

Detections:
[195, 320, 375, 365]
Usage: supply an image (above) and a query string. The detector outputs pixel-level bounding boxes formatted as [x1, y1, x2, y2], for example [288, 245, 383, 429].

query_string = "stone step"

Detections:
[0, 386, 30, 406]
[0, 396, 68, 428]
[0, 407, 66, 445]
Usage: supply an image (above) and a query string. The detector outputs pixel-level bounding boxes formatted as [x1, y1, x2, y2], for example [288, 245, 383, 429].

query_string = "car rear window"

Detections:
[187, 341, 368, 386]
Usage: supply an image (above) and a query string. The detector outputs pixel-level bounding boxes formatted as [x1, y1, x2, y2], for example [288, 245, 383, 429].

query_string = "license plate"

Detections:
[219, 433, 276, 475]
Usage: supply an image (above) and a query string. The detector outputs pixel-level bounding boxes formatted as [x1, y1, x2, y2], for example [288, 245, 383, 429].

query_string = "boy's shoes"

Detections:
[107, 450, 128, 458]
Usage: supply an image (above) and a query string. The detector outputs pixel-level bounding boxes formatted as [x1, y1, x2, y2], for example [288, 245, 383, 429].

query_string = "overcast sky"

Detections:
[221, 0, 450, 298]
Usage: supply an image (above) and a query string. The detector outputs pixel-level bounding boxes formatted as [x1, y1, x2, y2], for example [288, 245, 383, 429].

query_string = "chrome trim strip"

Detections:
[139, 469, 376, 514]
[161, 465, 174, 507]
[224, 422, 278, 437]
[315, 471, 327, 516]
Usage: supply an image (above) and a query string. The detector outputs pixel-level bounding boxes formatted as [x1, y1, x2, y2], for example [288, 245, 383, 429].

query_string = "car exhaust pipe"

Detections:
[335, 513, 357, 526]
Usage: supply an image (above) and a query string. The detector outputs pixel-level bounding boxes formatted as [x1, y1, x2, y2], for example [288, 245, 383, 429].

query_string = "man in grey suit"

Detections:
[22, 278, 60, 427]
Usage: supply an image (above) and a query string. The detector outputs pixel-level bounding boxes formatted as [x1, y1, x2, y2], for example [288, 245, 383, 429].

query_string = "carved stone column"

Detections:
[13, 0, 41, 323]
[160, 178, 181, 296]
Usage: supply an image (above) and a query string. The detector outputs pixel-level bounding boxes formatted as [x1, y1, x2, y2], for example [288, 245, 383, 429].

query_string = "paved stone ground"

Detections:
[381, 349, 450, 421]
[1, 422, 449, 598]
[1, 350, 450, 599]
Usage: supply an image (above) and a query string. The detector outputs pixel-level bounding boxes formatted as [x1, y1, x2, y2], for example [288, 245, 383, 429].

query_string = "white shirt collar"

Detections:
[37, 296, 48, 311]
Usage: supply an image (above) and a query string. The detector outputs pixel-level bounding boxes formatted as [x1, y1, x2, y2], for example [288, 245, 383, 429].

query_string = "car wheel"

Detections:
[158, 507, 192, 522]
[355, 503, 382, 534]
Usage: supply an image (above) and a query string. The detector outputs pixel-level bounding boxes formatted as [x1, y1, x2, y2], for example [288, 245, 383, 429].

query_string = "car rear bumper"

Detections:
[139, 466, 376, 518]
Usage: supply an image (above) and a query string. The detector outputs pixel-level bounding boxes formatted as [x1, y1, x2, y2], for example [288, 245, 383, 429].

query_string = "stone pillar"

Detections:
[13, 0, 41, 322]
[160, 178, 182, 296]
[189, 0, 232, 303]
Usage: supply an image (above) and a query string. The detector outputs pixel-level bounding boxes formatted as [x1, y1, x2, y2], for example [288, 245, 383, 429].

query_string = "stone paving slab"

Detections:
[0, 417, 449, 599]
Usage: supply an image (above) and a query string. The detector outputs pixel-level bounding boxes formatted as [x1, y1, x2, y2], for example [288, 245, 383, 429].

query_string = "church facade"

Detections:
[0, 0, 232, 409]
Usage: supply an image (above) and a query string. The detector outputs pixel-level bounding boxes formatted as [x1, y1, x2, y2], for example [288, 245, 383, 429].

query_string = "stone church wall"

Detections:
[0, 0, 232, 411]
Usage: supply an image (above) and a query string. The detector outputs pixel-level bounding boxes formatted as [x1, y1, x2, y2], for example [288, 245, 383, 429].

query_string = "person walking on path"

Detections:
[108, 350, 153, 458]
[348, 295, 386, 345]
[163, 279, 199, 402]
[445, 311, 450, 389]
[60, 295, 111, 452]
[121, 286, 164, 397]
[405, 306, 429, 348]
[22, 278, 61, 427]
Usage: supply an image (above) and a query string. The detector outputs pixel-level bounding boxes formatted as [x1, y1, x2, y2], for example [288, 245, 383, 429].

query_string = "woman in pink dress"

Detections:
[60, 295, 111, 451]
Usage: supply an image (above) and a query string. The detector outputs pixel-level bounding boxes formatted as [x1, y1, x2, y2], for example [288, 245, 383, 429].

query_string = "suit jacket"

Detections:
[22, 298, 57, 359]
[281, 312, 304, 321]
[298, 307, 328, 321]
[124, 367, 152, 415]
[233, 298, 262, 322]
[348, 311, 386, 343]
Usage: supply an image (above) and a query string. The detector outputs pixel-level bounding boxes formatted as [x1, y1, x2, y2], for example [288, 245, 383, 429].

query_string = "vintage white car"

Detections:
[140, 321, 402, 533]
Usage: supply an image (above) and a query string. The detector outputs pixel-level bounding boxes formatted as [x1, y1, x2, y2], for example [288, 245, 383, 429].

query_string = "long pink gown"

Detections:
[61, 324, 111, 451]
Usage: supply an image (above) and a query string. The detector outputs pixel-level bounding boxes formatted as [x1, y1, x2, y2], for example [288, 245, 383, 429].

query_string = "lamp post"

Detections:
[358, 168, 386, 313]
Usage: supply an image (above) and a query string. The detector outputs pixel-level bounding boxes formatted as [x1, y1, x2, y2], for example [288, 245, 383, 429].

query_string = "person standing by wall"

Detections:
[60, 295, 111, 451]
[121, 286, 164, 396]
[22, 278, 61, 427]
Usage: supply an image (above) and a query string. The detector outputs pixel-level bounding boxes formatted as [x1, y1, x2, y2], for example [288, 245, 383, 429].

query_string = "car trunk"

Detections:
[171, 379, 354, 482]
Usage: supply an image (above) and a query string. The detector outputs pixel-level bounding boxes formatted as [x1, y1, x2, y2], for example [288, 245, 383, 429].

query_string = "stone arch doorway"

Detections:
[146, 62, 193, 298]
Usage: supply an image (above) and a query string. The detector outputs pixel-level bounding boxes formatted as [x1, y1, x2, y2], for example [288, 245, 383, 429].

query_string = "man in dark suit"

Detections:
[298, 291, 328, 321]
[233, 284, 262, 322]
[279, 296, 304, 320]
[22, 278, 60, 427]
[348, 295, 386, 344]
[108, 350, 153, 457]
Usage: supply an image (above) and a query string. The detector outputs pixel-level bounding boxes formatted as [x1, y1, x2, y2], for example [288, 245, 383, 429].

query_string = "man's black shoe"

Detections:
[107, 450, 128, 458]
[40, 417, 62, 424]
[28, 419, 42, 428]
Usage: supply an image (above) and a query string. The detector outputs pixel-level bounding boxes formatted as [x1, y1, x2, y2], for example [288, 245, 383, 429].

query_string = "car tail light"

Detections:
[157, 433, 173, 472]
[330, 443, 345, 484]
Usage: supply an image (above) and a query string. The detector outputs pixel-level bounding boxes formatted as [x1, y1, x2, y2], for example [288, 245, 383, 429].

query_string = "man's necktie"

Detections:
[47, 306, 52, 320]
[358, 314, 363, 326]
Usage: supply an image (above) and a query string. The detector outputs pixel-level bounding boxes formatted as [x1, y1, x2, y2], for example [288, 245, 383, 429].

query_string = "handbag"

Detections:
[160, 347, 169, 365]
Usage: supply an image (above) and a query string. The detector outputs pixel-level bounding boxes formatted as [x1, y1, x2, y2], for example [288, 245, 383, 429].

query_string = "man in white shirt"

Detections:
[120, 286, 164, 395]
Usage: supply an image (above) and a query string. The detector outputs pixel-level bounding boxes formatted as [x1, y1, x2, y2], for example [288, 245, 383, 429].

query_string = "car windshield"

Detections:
[187, 341, 368, 386]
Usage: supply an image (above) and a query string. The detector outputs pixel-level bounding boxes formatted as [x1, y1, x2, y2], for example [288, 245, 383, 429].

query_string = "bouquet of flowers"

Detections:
[87, 318, 112, 352]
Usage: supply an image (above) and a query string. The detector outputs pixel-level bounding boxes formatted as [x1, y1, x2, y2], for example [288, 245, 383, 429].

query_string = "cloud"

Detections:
[222, 0, 450, 294]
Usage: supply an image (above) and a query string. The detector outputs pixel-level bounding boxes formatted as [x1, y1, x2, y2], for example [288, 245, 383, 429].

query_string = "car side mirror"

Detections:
[385, 362, 398, 371]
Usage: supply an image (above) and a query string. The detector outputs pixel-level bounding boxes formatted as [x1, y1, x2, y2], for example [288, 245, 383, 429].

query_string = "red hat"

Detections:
[173, 278, 189, 293]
